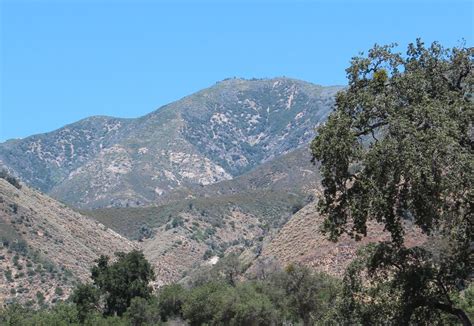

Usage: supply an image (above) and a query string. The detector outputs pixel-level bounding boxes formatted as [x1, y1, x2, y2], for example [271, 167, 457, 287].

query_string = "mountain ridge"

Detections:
[1, 77, 343, 209]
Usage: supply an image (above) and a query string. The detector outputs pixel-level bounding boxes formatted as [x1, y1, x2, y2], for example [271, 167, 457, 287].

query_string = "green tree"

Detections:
[457, 284, 474, 323]
[70, 284, 100, 323]
[0, 304, 31, 325]
[124, 296, 160, 326]
[214, 252, 245, 286]
[311, 40, 473, 325]
[182, 281, 227, 325]
[279, 264, 339, 326]
[229, 283, 279, 326]
[31, 303, 80, 326]
[182, 281, 279, 326]
[91, 250, 155, 316]
[158, 283, 186, 321]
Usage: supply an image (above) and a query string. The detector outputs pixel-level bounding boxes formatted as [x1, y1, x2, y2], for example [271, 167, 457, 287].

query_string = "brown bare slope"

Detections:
[0, 179, 136, 306]
[260, 200, 425, 277]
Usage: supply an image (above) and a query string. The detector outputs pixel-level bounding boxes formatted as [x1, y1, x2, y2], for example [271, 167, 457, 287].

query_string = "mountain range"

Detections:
[1, 77, 369, 306]
[0, 77, 342, 209]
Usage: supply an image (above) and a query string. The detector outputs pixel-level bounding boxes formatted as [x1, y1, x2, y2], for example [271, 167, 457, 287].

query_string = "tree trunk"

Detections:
[302, 313, 311, 326]
[433, 302, 472, 326]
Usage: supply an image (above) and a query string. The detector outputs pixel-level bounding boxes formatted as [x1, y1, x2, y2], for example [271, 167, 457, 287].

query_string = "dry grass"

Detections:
[0, 179, 136, 306]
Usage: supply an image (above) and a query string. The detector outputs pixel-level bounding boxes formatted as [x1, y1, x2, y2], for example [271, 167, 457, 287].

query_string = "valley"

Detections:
[0, 77, 347, 306]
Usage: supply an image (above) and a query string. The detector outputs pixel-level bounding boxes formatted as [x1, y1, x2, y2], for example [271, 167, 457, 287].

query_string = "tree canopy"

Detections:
[311, 40, 473, 325]
[90, 250, 155, 316]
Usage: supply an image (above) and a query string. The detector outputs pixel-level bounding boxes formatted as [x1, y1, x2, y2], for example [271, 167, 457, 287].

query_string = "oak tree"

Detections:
[311, 40, 473, 325]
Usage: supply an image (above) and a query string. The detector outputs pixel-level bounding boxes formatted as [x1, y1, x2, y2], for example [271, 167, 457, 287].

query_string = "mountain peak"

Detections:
[0, 78, 341, 208]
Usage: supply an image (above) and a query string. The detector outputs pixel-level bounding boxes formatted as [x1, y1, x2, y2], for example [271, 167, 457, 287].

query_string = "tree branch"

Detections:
[355, 121, 387, 137]
[431, 301, 472, 326]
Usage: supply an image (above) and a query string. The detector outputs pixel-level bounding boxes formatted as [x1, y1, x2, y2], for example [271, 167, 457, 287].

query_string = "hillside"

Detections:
[258, 201, 426, 277]
[83, 190, 306, 285]
[157, 146, 321, 203]
[0, 177, 136, 307]
[0, 77, 342, 209]
[80, 147, 319, 284]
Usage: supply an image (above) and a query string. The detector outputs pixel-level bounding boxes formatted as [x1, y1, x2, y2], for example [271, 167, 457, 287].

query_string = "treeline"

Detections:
[0, 250, 341, 325]
[1, 250, 472, 325]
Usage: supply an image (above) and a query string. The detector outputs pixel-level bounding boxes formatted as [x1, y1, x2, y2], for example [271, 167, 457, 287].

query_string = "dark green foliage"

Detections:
[202, 249, 213, 260]
[0, 251, 342, 325]
[280, 264, 340, 326]
[9, 240, 28, 255]
[70, 250, 154, 325]
[291, 202, 304, 214]
[214, 253, 246, 286]
[456, 284, 474, 323]
[0, 170, 21, 189]
[182, 281, 279, 326]
[70, 284, 100, 322]
[124, 297, 160, 326]
[137, 224, 153, 241]
[36, 291, 45, 306]
[311, 40, 473, 325]
[0, 303, 79, 326]
[171, 216, 184, 228]
[9, 203, 18, 214]
[55, 286, 64, 296]
[180, 265, 341, 326]
[157, 284, 186, 321]
[91, 250, 155, 316]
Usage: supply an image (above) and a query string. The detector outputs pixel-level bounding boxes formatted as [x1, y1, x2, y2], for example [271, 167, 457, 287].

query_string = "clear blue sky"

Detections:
[0, 0, 472, 141]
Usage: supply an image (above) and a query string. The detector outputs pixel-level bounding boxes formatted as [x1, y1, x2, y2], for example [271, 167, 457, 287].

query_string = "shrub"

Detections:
[124, 296, 160, 326]
[158, 284, 186, 321]
[171, 217, 184, 228]
[137, 224, 153, 241]
[202, 249, 213, 260]
[10, 241, 28, 255]
[0, 170, 22, 189]
[4, 269, 13, 282]
[36, 291, 45, 305]
[55, 286, 64, 297]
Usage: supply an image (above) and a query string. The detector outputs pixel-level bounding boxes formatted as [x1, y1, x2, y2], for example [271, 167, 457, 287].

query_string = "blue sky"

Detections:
[1, 0, 472, 141]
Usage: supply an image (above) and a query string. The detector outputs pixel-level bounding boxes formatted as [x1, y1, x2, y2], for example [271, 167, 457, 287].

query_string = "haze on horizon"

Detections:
[1, 0, 472, 141]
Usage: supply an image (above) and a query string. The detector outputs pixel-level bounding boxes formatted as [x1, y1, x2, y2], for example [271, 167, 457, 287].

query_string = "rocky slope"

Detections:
[258, 200, 426, 277]
[0, 78, 342, 209]
[158, 146, 321, 203]
[80, 147, 320, 285]
[83, 189, 307, 286]
[0, 177, 136, 307]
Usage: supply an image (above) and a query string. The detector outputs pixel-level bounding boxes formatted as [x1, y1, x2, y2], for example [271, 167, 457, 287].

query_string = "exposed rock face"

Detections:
[0, 77, 342, 208]
[0, 178, 136, 306]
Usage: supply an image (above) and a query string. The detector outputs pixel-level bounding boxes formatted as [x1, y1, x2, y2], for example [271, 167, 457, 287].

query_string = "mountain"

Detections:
[0, 77, 342, 209]
[147, 146, 320, 206]
[76, 146, 319, 285]
[0, 176, 136, 307]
